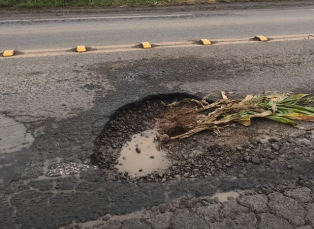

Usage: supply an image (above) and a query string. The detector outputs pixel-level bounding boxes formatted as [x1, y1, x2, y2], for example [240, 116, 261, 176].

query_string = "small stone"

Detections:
[150, 156, 155, 159]
[225, 163, 232, 167]
[102, 215, 111, 221]
[201, 200, 209, 206]
[182, 200, 193, 208]
[243, 156, 251, 163]
[287, 165, 293, 169]
[139, 169, 143, 172]
[183, 173, 189, 178]
[152, 206, 159, 212]
[271, 143, 280, 151]
[169, 204, 177, 212]
[252, 156, 261, 164]
[136, 147, 141, 154]
[159, 204, 168, 213]
[208, 199, 214, 204]
[214, 197, 219, 203]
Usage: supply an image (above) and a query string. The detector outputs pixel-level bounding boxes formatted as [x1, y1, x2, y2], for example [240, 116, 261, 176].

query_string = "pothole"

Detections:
[93, 94, 314, 183]
[93, 94, 200, 182]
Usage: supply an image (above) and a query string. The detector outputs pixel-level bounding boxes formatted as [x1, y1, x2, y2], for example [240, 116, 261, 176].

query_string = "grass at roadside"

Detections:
[0, 0, 293, 8]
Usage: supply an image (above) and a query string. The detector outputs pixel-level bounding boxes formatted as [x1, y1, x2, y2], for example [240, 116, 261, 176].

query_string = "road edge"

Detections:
[0, 0, 313, 19]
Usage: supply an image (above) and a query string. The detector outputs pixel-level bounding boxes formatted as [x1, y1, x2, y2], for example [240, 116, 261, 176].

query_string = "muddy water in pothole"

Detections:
[211, 191, 239, 202]
[116, 130, 170, 177]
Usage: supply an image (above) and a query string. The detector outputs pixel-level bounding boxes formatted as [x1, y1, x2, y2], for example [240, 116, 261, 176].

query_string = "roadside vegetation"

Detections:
[0, 0, 293, 8]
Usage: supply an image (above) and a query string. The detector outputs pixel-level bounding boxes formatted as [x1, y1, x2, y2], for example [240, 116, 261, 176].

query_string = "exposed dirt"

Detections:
[94, 95, 314, 184]
[157, 103, 199, 137]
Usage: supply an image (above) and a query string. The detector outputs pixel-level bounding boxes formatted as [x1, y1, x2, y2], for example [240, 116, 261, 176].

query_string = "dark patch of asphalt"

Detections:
[0, 40, 314, 228]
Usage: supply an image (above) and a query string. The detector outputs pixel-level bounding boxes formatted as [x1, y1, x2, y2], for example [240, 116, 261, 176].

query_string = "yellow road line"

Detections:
[1, 34, 313, 59]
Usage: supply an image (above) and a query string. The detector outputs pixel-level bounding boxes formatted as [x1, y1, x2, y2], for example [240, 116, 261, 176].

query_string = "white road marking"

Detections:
[0, 14, 193, 23]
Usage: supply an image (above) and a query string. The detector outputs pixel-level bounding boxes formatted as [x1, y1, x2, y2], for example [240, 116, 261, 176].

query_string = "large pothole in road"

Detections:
[93, 94, 314, 183]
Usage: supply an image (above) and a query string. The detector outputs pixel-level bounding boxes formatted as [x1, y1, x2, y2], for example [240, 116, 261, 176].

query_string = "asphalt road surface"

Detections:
[0, 1, 314, 50]
[1, 2, 314, 229]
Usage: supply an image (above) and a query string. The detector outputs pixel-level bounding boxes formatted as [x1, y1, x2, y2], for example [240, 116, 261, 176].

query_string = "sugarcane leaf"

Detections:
[234, 116, 251, 126]
[271, 103, 277, 113]
[266, 115, 297, 126]
[278, 94, 308, 104]
[283, 104, 314, 113]
[279, 113, 314, 121]
[221, 91, 228, 100]
[250, 110, 273, 118]
[239, 95, 254, 105]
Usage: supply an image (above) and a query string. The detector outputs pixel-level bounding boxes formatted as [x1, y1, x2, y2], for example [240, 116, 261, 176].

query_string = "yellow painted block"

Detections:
[141, 42, 151, 49]
[3, 50, 14, 57]
[76, 46, 86, 52]
[200, 39, 212, 45]
[255, 35, 268, 41]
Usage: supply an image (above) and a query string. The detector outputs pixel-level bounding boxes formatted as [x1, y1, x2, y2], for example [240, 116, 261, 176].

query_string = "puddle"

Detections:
[116, 130, 170, 177]
[211, 191, 239, 202]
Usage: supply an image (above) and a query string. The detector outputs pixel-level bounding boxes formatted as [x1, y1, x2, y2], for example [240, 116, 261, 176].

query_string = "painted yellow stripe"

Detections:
[1, 34, 313, 59]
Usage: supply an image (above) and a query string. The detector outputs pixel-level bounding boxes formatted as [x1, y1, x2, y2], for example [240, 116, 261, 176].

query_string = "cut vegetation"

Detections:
[158, 92, 314, 143]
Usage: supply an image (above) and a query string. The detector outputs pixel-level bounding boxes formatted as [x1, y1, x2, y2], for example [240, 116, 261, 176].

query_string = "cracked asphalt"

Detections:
[60, 187, 314, 229]
[1, 34, 314, 228]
